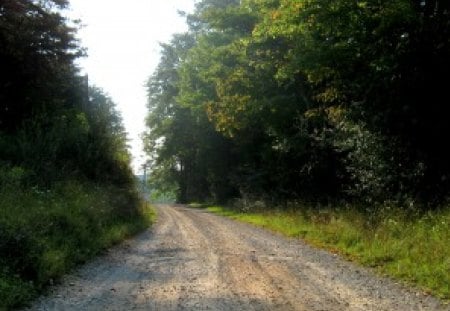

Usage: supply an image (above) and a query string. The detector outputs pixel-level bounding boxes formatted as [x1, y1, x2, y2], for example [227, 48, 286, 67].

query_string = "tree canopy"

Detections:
[0, 0, 133, 187]
[146, 0, 450, 206]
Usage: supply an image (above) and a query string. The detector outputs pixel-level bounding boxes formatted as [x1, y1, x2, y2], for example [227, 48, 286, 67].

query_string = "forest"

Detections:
[0, 0, 151, 308]
[145, 0, 450, 208]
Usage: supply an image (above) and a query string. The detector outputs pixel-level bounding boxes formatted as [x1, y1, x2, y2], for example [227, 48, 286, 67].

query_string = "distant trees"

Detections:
[144, 34, 236, 203]
[146, 0, 450, 206]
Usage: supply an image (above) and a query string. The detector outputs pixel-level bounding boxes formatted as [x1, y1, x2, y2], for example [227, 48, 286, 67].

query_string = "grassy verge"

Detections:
[197, 204, 450, 300]
[0, 181, 156, 309]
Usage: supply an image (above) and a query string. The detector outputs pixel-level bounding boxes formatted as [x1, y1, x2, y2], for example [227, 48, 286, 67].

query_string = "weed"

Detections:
[0, 181, 155, 309]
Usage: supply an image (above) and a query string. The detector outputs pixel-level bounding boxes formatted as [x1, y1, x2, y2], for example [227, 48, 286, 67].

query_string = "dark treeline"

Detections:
[0, 0, 132, 186]
[0, 1, 145, 307]
[145, 0, 450, 207]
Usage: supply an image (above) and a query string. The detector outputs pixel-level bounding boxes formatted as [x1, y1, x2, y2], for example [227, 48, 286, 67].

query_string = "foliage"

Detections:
[0, 0, 133, 187]
[0, 0, 83, 133]
[144, 0, 450, 206]
[253, 0, 450, 201]
[0, 181, 155, 309]
[144, 34, 237, 203]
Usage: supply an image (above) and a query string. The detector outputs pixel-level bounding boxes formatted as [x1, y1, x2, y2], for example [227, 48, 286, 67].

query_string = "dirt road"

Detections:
[29, 205, 448, 310]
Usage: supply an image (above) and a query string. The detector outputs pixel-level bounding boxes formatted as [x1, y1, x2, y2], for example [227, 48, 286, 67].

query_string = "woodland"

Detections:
[145, 0, 450, 208]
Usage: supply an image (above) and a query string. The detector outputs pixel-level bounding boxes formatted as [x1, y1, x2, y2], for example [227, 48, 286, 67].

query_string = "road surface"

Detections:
[29, 204, 448, 310]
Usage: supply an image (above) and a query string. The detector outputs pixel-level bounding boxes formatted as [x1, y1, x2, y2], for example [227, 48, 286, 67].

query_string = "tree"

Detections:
[145, 34, 237, 203]
[0, 0, 83, 132]
[254, 0, 450, 201]
[0, 0, 134, 188]
[145, 0, 450, 206]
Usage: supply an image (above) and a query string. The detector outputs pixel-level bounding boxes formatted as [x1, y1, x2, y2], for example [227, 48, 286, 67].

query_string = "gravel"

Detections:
[27, 204, 449, 311]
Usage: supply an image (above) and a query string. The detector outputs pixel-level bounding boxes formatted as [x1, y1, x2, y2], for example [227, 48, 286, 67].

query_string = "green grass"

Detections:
[202, 204, 450, 300]
[0, 181, 156, 310]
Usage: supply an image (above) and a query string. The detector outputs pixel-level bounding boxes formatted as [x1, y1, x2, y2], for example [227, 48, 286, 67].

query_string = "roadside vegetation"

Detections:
[0, 1, 154, 308]
[0, 182, 155, 309]
[145, 0, 449, 302]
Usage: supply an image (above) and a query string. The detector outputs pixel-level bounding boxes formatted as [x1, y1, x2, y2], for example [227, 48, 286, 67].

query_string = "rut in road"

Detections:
[29, 205, 448, 311]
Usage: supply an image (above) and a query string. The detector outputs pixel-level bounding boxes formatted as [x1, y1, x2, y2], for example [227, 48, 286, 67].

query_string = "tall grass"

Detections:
[0, 181, 155, 309]
[203, 204, 450, 300]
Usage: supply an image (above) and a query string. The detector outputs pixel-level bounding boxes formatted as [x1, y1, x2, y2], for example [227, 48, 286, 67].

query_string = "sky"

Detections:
[68, 0, 195, 174]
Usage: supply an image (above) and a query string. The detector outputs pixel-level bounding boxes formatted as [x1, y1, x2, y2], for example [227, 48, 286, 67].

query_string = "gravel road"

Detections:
[28, 204, 448, 311]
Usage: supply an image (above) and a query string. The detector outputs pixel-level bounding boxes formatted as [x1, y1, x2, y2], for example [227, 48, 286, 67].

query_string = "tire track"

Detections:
[28, 205, 449, 311]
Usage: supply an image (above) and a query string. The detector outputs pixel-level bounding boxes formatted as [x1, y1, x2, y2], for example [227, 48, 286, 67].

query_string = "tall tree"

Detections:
[0, 0, 83, 132]
[145, 34, 236, 203]
[0, 0, 134, 188]
[254, 0, 450, 200]
[145, 0, 450, 205]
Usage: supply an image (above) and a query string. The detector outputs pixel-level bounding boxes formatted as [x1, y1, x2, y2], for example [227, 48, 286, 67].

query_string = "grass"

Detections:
[0, 181, 156, 310]
[197, 204, 450, 300]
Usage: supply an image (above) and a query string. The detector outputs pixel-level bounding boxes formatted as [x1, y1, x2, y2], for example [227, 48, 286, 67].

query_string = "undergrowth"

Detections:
[0, 181, 155, 310]
[197, 203, 450, 300]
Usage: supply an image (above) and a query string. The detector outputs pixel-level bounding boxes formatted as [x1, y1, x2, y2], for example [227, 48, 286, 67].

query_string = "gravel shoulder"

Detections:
[28, 204, 449, 311]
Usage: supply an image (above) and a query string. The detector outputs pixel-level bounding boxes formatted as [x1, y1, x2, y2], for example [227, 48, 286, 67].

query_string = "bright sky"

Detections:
[68, 0, 194, 174]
